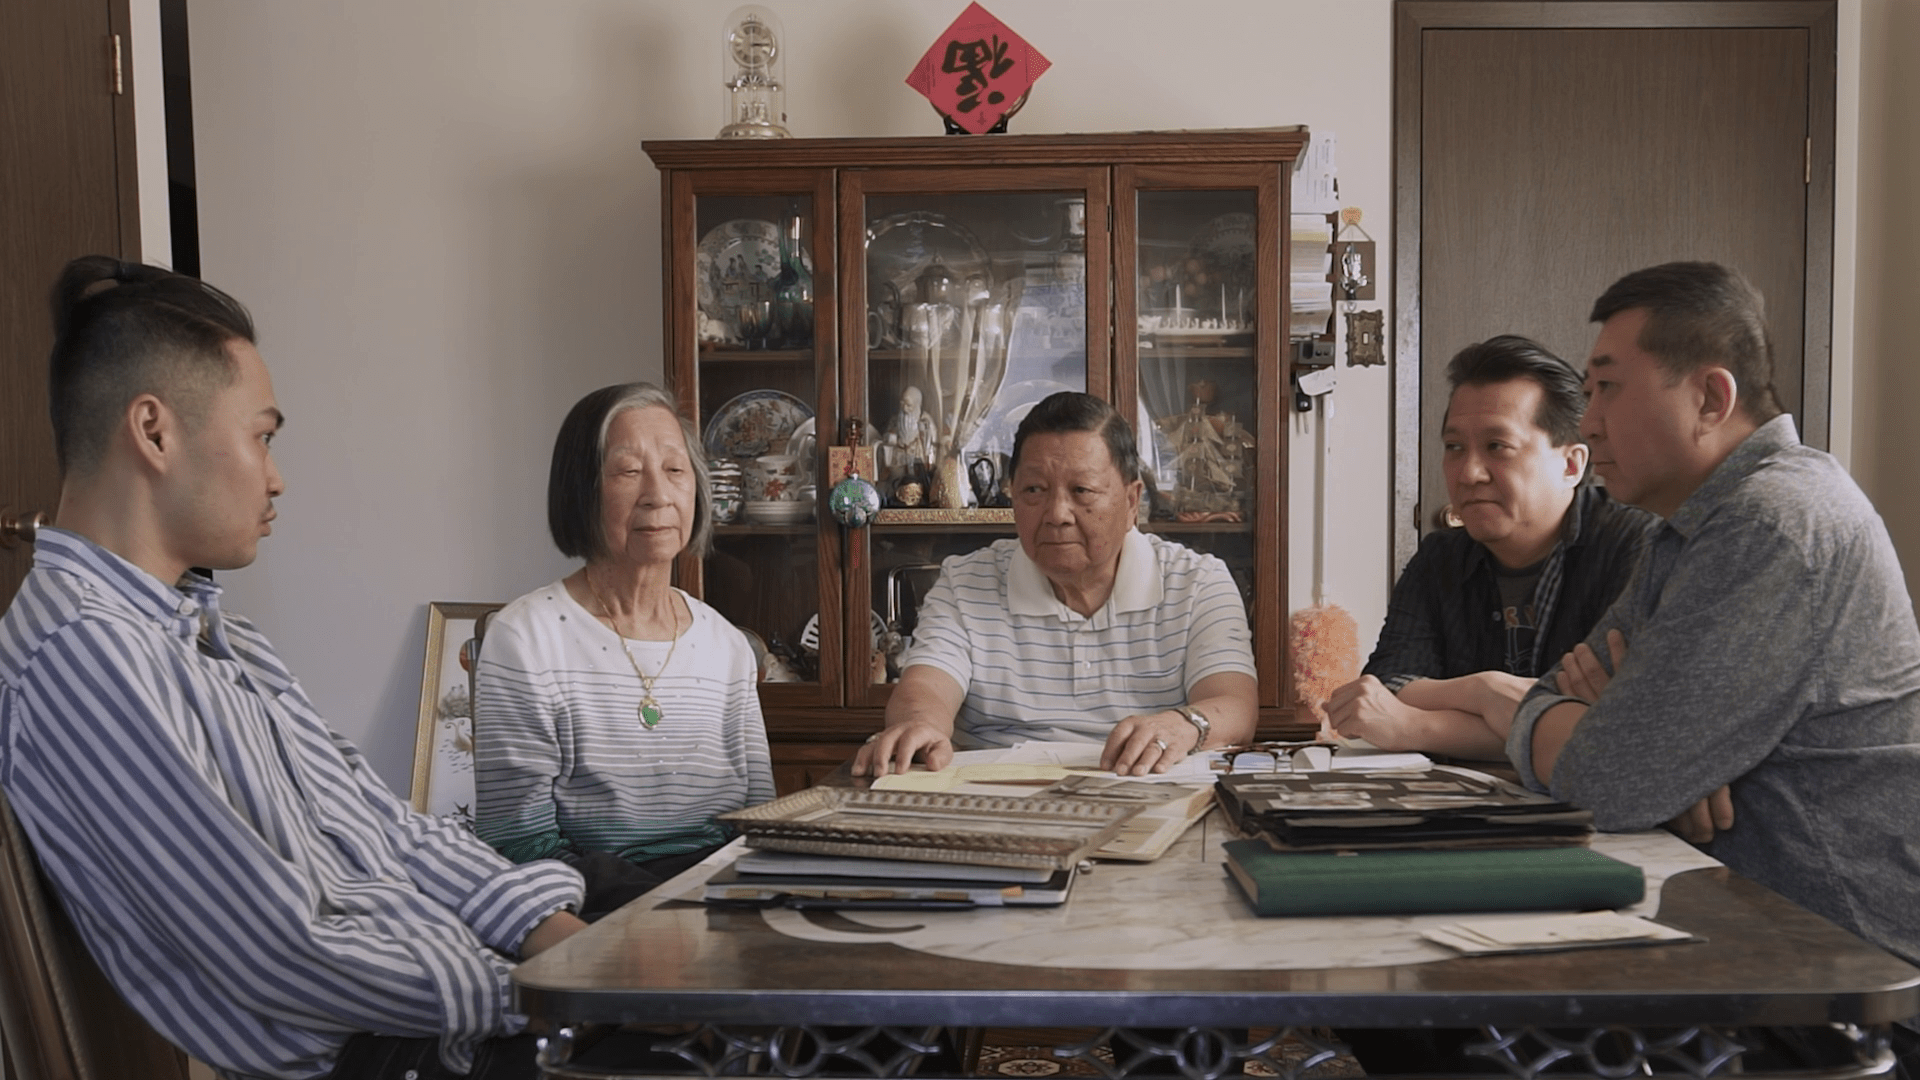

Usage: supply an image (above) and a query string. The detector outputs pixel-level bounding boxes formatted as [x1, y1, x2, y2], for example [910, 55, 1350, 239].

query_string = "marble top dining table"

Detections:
[511, 811, 1920, 1036]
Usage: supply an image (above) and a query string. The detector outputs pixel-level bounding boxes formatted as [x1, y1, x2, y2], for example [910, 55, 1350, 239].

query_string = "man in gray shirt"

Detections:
[1341, 262, 1920, 1079]
[1506, 260, 1920, 976]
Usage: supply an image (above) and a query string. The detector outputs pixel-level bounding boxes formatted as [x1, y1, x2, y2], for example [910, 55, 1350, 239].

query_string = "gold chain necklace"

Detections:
[587, 572, 680, 730]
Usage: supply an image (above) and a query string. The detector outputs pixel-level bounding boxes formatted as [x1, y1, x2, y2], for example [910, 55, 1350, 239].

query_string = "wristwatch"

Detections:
[1178, 706, 1211, 751]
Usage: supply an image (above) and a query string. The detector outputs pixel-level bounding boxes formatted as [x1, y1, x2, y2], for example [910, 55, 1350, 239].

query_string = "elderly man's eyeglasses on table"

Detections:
[1210, 741, 1337, 774]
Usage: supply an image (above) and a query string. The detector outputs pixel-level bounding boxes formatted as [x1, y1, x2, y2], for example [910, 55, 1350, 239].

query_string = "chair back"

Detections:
[0, 790, 190, 1080]
[466, 607, 497, 711]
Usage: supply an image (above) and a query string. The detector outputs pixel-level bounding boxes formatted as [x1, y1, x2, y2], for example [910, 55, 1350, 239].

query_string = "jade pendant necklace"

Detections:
[588, 573, 681, 730]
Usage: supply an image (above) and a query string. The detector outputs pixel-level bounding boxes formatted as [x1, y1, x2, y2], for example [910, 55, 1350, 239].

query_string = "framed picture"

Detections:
[411, 601, 503, 826]
[718, 789, 1138, 871]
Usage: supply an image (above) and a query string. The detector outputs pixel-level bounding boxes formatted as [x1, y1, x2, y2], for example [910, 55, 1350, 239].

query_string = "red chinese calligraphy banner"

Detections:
[904, 2, 1051, 134]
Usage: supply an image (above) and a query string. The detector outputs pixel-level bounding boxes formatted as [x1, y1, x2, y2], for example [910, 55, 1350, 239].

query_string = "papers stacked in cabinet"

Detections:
[1291, 130, 1339, 215]
[716, 788, 1140, 872]
[1290, 213, 1334, 337]
[1215, 765, 1594, 852]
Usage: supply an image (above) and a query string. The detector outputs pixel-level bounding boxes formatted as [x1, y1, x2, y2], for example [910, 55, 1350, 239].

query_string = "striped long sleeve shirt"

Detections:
[0, 529, 584, 1080]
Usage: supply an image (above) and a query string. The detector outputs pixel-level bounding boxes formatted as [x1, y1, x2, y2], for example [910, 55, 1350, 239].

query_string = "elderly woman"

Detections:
[475, 383, 772, 918]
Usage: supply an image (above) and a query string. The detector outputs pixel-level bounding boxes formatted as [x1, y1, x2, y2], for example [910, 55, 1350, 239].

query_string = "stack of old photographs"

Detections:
[704, 788, 1140, 912]
[698, 849, 1076, 911]
[1030, 775, 1216, 862]
[1216, 765, 1594, 853]
[1216, 767, 1629, 918]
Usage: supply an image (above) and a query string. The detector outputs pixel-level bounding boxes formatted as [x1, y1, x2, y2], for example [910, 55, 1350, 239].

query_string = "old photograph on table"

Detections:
[720, 788, 1140, 869]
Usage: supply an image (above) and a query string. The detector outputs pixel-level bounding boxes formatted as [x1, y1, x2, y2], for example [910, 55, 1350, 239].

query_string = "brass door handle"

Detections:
[0, 509, 48, 549]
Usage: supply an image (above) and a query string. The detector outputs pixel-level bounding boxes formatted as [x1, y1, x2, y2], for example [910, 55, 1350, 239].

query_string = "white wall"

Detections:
[1829, 2, 1859, 470]
[131, 0, 170, 267]
[188, 0, 1396, 789]
[1849, 0, 1920, 605]
[186, 0, 1917, 792]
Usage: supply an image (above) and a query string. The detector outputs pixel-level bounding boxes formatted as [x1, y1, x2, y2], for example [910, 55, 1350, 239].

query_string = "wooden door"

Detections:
[1392, 2, 1836, 568]
[0, 0, 141, 607]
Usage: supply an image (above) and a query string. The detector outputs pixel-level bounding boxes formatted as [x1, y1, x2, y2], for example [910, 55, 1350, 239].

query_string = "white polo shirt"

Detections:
[900, 530, 1256, 748]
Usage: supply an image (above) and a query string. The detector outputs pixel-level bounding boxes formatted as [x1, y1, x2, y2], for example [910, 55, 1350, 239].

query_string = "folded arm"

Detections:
[1328, 672, 1530, 759]
[1507, 520, 1812, 830]
[1521, 630, 1734, 842]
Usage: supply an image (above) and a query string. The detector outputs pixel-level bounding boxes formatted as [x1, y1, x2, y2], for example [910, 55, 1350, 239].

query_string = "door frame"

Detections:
[1390, 0, 1837, 572]
[1, 0, 143, 609]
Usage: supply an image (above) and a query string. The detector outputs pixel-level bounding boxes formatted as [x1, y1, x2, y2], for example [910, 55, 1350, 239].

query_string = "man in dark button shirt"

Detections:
[1327, 335, 1655, 759]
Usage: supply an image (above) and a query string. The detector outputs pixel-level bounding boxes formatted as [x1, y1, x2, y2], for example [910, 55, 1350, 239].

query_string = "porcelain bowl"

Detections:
[743, 500, 813, 525]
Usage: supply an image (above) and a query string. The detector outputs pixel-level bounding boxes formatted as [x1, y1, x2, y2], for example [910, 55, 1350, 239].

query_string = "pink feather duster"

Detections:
[1290, 603, 1360, 739]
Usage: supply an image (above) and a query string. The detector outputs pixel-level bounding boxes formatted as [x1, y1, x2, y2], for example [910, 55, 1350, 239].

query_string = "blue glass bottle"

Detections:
[772, 214, 813, 349]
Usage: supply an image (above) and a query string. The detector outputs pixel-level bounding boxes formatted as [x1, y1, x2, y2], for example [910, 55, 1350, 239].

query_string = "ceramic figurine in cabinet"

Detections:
[879, 385, 938, 503]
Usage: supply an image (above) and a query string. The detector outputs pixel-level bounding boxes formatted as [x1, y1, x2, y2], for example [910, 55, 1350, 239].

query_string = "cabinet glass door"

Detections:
[840, 169, 1110, 707]
[1118, 167, 1288, 709]
[677, 175, 840, 708]
[1135, 187, 1259, 602]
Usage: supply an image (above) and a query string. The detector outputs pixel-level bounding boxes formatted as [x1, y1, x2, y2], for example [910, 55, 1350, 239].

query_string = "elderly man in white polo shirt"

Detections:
[854, 392, 1258, 779]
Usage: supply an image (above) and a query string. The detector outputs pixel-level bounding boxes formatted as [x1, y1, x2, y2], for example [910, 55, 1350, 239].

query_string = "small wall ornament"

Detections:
[1333, 206, 1385, 367]
[905, 2, 1050, 135]
[1345, 309, 1386, 367]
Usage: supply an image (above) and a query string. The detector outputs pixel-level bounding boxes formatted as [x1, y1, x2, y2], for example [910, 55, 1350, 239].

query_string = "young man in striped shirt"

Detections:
[854, 391, 1259, 779]
[0, 258, 592, 1079]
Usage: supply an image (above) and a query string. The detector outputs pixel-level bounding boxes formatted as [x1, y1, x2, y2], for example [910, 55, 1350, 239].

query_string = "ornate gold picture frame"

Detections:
[411, 601, 503, 823]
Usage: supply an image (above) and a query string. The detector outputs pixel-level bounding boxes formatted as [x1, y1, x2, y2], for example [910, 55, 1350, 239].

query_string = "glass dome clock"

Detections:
[718, 5, 790, 139]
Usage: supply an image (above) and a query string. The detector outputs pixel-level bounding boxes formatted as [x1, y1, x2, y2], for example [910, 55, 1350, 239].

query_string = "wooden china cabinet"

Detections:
[643, 129, 1308, 793]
